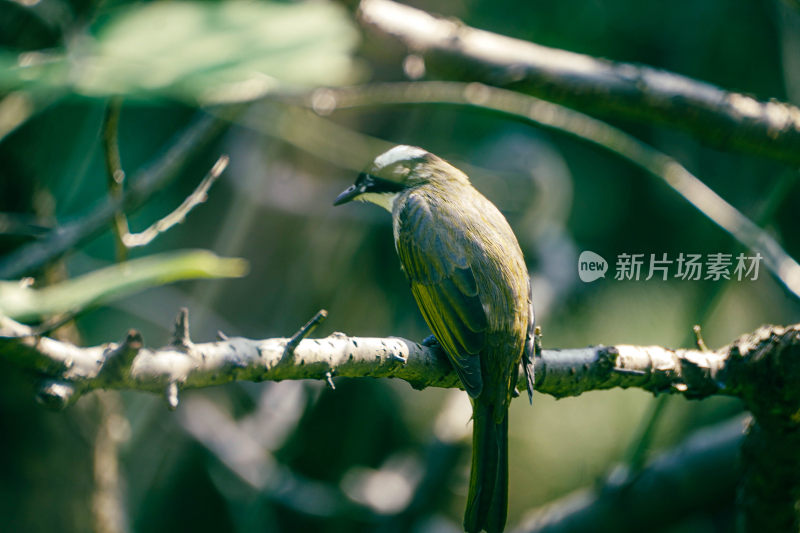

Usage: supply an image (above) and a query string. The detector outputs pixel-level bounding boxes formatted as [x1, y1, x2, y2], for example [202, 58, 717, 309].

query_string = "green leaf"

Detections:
[0, 1, 360, 102]
[0, 250, 248, 321]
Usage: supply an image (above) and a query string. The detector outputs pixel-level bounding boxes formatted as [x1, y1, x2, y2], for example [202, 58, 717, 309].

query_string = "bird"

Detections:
[334, 145, 535, 532]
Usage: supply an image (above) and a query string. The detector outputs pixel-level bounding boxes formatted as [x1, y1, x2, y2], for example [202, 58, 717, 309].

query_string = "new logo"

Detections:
[578, 251, 608, 282]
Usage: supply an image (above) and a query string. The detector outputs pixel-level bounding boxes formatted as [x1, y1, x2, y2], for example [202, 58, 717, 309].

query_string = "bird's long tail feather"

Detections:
[464, 401, 508, 533]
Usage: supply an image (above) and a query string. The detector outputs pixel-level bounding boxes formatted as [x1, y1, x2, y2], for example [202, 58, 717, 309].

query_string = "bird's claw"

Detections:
[421, 334, 440, 348]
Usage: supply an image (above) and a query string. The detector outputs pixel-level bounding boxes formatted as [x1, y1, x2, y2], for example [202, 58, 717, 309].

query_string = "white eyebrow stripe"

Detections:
[373, 145, 428, 169]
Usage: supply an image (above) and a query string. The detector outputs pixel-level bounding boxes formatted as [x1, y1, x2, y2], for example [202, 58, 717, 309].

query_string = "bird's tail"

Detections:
[464, 400, 508, 533]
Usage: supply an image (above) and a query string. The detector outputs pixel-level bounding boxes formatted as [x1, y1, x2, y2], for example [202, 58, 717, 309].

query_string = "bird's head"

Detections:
[333, 145, 467, 211]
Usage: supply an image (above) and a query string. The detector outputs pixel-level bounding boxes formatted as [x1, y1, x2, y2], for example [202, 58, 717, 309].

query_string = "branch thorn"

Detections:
[36, 380, 76, 410]
[166, 381, 179, 410]
[99, 329, 142, 382]
[693, 325, 709, 351]
[216, 330, 229, 341]
[534, 325, 543, 355]
[283, 309, 328, 361]
[172, 308, 191, 350]
[325, 371, 336, 390]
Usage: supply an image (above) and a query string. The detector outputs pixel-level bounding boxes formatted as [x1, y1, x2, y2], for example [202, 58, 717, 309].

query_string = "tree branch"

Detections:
[357, 0, 800, 165]
[0, 308, 796, 409]
[101, 100, 229, 257]
[102, 97, 130, 263]
[0, 112, 227, 279]
[2, 310, 800, 529]
[120, 155, 228, 249]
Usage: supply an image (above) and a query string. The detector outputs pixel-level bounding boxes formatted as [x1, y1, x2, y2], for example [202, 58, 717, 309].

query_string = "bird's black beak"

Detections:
[333, 184, 362, 206]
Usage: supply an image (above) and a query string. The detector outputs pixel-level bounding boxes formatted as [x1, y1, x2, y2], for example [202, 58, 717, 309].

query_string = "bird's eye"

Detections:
[356, 172, 372, 187]
[357, 173, 378, 191]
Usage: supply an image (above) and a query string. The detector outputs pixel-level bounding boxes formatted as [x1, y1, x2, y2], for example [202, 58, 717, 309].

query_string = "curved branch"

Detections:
[288, 82, 800, 300]
[357, 0, 800, 165]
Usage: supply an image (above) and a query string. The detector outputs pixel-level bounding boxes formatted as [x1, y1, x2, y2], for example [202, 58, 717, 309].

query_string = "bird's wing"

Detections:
[396, 193, 489, 398]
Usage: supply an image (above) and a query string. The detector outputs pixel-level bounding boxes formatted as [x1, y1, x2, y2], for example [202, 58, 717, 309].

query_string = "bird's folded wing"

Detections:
[396, 194, 489, 398]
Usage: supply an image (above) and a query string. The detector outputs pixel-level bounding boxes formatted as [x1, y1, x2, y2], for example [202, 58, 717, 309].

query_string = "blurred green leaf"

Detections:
[0, 0, 360, 102]
[0, 249, 248, 321]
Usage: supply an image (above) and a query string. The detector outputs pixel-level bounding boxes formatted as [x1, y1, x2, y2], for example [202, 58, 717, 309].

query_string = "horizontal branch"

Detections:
[358, 0, 800, 165]
[2, 309, 798, 528]
[1, 309, 799, 415]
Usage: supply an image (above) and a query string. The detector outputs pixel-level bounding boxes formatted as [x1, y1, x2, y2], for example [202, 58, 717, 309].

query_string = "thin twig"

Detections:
[622, 393, 670, 474]
[693, 325, 709, 351]
[102, 98, 130, 262]
[283, 309, 328, 361]
[0, 113, 226, 279]
[122, 155, 228, 249]
[170, 307, 191, 350]
[101, 101, 228, 253]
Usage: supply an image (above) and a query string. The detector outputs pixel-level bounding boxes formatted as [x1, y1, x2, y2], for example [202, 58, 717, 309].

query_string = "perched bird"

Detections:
[334, 145, 535, 533]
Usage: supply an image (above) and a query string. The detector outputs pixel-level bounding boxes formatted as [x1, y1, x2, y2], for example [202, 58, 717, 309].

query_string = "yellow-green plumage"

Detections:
[334, 146, 534, 533]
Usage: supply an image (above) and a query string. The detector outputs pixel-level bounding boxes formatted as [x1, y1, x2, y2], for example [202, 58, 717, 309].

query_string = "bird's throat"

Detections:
[359, 192, 399, 212]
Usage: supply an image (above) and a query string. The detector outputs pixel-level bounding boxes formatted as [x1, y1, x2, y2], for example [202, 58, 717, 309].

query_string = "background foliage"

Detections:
[1, 0, 799, 531]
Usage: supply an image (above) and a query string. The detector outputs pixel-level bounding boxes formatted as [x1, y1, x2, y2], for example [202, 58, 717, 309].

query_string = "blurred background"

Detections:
[1, 0, 799, 531]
